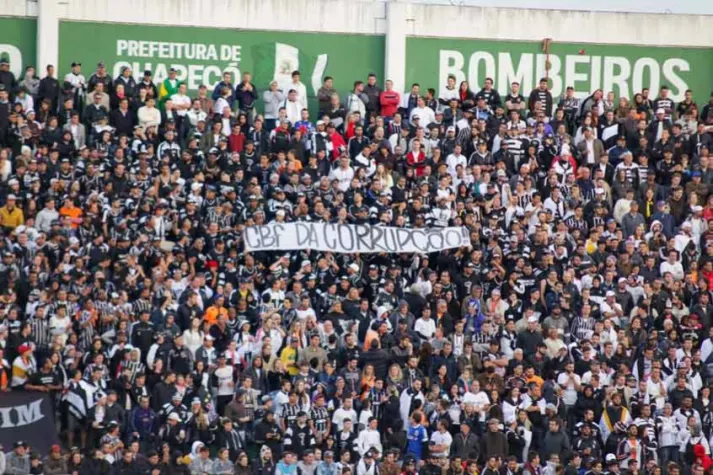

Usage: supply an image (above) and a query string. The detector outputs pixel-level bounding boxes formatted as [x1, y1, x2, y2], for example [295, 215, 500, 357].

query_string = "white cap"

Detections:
[656, 108, 665, 114]
[527, 315, 538, 323]
[606, 290, 616, 297]
[594, 188, 605, 194]
[348, 263, 360, 272]
[168, 413, 181, 422]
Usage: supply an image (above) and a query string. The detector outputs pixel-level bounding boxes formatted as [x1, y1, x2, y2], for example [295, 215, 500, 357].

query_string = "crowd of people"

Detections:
[0, 52, 713, 475]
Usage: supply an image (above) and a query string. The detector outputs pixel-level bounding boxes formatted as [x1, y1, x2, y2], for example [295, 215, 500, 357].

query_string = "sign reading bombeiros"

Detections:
[439, 50, 692, 102]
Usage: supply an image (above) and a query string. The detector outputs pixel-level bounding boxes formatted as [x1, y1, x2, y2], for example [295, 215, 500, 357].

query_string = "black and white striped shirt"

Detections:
[132, 299, 152, 316]
[504, 137, 525, 165]
[311, 405, 330, 434]
[564, 216, 589, 234]
[29, 317, 51, 352]
[282, 403, 302, 429]
[570, 316, 596, 342]
[516, 192, 533, 209]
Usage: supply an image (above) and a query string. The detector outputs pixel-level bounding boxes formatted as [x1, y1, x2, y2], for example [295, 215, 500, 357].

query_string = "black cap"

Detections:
[71, 62, 81, 67]
[144, 70, 152, 76]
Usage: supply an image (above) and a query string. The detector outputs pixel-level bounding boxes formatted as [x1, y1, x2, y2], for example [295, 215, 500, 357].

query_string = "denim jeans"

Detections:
[660, 446, 679, 472]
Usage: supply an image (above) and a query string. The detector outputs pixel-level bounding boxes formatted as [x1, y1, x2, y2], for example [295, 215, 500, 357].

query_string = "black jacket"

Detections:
[0, 70, 17, 97]
[88, 73, 113, 95]
[360, 347, 391, 380]
[111, 108, 135, 137]
[115, 75, 138, 98]
[451, 431, 479, 459]
[39, 77, 60, 111]
[83, 103, 109, 128]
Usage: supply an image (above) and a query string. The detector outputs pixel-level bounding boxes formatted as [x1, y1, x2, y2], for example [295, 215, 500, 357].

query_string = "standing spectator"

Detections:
[38, 64, 60, 113]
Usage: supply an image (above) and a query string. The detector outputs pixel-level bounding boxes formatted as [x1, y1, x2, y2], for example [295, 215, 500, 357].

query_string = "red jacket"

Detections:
[380, 90, 400, 117]
[406, 151, 427, 176]
[330, 132, 347, 161]
[229, 132, 245, 153]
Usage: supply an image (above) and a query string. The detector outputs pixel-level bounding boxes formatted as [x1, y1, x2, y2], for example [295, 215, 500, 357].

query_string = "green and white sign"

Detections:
[58, 21, 384, 113]
[0, 17, 37, 78]
[406, 37, 713, 103]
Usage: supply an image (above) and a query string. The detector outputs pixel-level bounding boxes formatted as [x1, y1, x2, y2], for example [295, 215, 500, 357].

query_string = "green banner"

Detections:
[0, 17, 37, 79]
[406, 37, 713, 103]
[58, 21, 384, 115]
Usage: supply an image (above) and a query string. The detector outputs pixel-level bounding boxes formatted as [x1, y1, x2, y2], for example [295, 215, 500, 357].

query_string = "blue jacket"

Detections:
[129, 406, 157, 439]
[651, 211, 676, 238]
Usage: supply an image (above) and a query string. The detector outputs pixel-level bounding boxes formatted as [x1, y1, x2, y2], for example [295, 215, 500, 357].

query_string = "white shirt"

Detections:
[171, 93, 191, 116]
[409, 106, 435, 129]
[556, 372, 581, 405]
[438, 86, 458, 111]
[329, 166, 355, 192]
[585, 139, 595, 164]
[660, 261, 684, 281]
[182, 329, 204, 358]
[290, 81, 308, 110]
[414, 318, 436, 340]
[647, 379, 667, 410]
[214, 97, 231, 115]
[137, 105, 161, 129]
[446, 153, 467, 176]
[429, 430, 453, 457]
[356, 428, 382, 456]
[186, 109, 207, 127]
[462, 390, 490, 421]
[332, 407, 358, 432]
[214, 365, 234, 396]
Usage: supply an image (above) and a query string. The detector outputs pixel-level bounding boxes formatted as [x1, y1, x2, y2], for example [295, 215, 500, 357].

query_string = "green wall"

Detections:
[58, 20, 385, 114]
[406, 36, 713, 103]
[0, 17, 37, 79]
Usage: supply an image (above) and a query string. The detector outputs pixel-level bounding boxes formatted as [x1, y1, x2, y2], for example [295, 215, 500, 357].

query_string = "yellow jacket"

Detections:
[0, 206, 24, 229]
[280, 346, 299, 376]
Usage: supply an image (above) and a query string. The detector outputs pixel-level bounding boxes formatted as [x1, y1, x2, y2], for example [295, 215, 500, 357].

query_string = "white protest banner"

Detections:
[243, 223, 471, 254]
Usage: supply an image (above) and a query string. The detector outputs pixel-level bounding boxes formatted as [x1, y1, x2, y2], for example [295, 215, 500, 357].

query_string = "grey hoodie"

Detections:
[263, 89, 286, 120]
[4, 451, 30, 475]
[20, 74, 39, 95]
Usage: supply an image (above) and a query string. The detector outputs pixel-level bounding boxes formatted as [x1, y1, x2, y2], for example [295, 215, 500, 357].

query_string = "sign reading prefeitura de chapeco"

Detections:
[57, 21, 385, 115]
